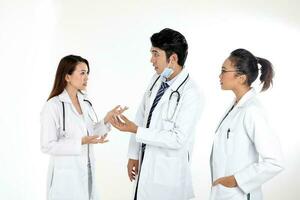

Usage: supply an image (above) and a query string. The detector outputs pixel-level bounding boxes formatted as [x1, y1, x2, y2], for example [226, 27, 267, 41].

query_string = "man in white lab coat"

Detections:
[111, 28, 204, 200]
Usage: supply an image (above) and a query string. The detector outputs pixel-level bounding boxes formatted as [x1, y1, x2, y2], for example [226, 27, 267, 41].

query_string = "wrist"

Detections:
[132, 125, 138, 134]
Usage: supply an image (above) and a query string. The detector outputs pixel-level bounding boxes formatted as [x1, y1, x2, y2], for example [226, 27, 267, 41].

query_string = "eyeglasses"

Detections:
[220, 69, 237, 74]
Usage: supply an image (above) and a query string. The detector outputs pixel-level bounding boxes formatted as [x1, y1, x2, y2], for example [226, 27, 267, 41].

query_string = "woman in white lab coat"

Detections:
[40, 55, 122, 200]
[210, 49, 284, 200]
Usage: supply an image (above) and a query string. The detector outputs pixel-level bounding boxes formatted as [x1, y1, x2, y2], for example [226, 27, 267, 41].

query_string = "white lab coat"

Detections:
[40, 90, 110, 200]
[128, 69, 204, 200]
[210, 88, 284, 200]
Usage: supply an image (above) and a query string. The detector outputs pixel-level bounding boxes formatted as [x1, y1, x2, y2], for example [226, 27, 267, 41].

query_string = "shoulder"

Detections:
[184, 77, 204, 100]
[41, 96, 61, 115]
[242, 97, 267, 122]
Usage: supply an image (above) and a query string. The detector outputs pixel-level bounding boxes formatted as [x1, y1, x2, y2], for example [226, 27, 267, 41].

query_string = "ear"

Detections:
[170, 53, 178, 65]
[239, 74, 247, 85]
[65, 74, 71, 83]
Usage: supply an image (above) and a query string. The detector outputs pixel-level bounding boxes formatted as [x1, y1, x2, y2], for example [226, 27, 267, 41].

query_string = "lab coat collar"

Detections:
[215, 88, 256, 133]
[58, 89, 89, 118]
[168, 68, 189, 91]
[235, 87, 257, 108]
[58, 89, 88, 104]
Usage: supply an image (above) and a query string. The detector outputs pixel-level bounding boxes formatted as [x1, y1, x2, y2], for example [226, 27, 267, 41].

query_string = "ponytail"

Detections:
[257, 57, 274, 91]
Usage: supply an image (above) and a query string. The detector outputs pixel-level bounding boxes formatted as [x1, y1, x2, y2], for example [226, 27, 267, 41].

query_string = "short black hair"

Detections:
[150, 28, 188, 66]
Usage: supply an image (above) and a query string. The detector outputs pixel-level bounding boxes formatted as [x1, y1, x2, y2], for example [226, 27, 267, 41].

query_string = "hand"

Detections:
[81, 134, 109, 145]
[212, 175, 237, 188]
[110, 114, 138, 133]
[127, 159, 139, 182]
[104, 105, 128, 124]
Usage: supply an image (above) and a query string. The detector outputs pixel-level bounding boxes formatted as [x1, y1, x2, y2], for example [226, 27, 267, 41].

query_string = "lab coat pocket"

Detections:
[49, 168, 82, 199]
[226, 129, 234, 156]
[153, 155, 181, 187]
[214, 184, 243, 200]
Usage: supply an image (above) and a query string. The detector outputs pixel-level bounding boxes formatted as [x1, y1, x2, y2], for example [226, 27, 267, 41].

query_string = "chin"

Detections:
[221, 85, 228, 90]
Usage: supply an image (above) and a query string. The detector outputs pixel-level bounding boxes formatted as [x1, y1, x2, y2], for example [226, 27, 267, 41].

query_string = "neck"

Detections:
[167, 64, 182, 81]
[233, 86, 251, 104]
[65, 85, 78, 100]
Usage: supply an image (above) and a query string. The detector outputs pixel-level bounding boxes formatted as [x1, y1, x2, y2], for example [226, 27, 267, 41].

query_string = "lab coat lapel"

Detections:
[58, 90, 78, 117]
[58, 90, 88, 121]
[214, 88, 257, 133]
[155, 69, 189, 109]
[77, 91, 89, 122]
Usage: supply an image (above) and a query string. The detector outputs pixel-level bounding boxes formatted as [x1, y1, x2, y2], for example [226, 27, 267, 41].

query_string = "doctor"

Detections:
[210, 49, 284, 200]
[40, 55, 125, 200]
[110, 28, 204, 200]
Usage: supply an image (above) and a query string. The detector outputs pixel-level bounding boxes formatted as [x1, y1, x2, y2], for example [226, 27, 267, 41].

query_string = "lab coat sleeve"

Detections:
[135, 87, 203, 149]
[127, 91, 147, 160]
[234, 107, 284, 194]
[93, 119, 111, 136]
[40, 102, 82, 155]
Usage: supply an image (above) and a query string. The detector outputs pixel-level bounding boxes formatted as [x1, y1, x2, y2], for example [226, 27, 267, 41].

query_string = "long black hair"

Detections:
[229, 48, 274, 91]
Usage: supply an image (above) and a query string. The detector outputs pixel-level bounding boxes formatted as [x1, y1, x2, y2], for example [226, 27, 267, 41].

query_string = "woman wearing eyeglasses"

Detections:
[209, 49, 284, 200]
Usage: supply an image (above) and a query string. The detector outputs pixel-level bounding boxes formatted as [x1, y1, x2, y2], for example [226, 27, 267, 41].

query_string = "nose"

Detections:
[150, 55, 155, 64]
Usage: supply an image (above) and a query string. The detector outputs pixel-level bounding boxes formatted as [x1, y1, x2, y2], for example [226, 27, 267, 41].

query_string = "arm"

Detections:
[40, 102, 81, 156]
[127, 92, 147, 160]
[135, 88, 203, 149]
[234, 107, 284, 193]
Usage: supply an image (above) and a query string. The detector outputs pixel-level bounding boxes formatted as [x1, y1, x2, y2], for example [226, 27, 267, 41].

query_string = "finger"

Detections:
[118, 106, 129, 114]
[135, 164, 139, 175]
[86, 136, 99, 143]
[89, 135, 99, 139]
[127, 165, 133, 181]
[113, 115, 120, 126]
[101, 134, 108, 139]
[119, 114, 129, 123]
[116, 116, 126, 125]
[112, 105, 121, 111]
[99, 139, 109, 143]
[112, 105, 121, 113]
[212, 180, 218, 186]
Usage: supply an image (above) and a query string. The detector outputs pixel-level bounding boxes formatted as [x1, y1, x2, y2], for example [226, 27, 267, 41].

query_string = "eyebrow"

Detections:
[150, 49, 159, 53]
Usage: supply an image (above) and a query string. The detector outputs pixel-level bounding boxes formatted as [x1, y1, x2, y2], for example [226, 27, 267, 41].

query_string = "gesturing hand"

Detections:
[81, 134, 109, 145]
[110, 114, 138, 134]
[104, 105, 128, 124]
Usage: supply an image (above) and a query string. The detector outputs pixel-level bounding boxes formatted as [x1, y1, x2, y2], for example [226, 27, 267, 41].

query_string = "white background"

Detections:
[0, 0, 299, 199]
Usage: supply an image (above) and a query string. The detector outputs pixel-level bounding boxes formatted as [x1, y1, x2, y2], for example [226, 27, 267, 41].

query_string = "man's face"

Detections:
[150, 47, 169, 74]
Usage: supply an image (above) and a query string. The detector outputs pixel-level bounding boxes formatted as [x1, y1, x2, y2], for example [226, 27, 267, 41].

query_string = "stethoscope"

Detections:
[149, 74, 189, 121]
[61, 99, 98, 136]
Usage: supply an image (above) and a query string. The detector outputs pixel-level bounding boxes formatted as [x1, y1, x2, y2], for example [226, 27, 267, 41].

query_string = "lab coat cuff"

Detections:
[94, 119, 111, 136]
[127, 153, 139, 160]
[234, 172, 251, 194]
[135, 127, 149, 143]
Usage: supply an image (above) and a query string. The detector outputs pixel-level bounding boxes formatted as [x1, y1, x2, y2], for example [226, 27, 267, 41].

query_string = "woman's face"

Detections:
[65, 62, 89, 91]
[219, 58, 240, 90]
